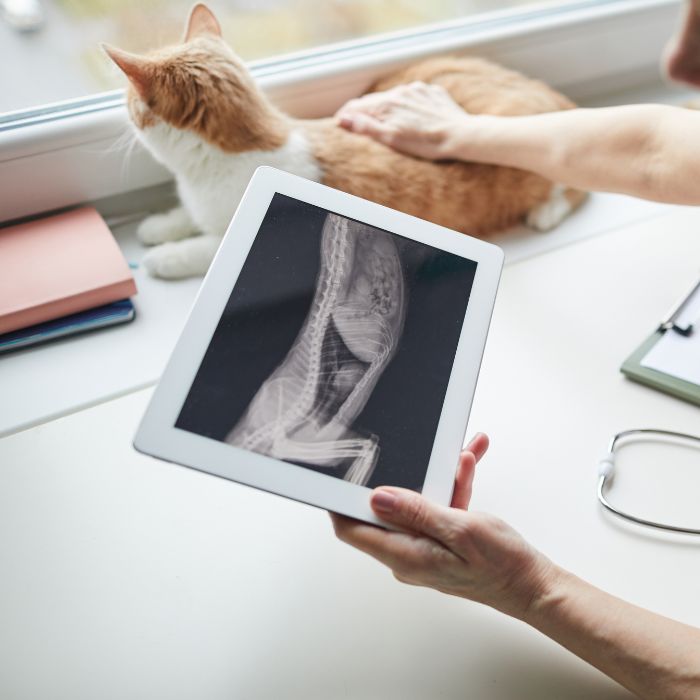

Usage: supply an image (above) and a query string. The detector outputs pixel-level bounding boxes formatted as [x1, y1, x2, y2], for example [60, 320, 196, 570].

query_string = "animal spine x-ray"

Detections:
[225, 213, 406, 485]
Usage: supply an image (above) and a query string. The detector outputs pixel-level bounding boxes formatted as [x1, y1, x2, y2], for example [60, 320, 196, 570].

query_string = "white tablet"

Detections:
[134, 167, 503, 526]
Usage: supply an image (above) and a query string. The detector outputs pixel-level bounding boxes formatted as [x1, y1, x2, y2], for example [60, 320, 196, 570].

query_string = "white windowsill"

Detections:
[0, 0, 683, 224]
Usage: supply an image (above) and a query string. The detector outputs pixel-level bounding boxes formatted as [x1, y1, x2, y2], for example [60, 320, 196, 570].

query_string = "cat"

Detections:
[104, 3, 586, 279]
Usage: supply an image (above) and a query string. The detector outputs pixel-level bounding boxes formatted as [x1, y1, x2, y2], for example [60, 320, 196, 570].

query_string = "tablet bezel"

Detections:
[134, 166, 503, 526]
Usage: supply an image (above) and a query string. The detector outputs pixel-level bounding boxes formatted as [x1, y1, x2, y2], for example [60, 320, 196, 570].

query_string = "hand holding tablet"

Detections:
[134, 167, 503, 526]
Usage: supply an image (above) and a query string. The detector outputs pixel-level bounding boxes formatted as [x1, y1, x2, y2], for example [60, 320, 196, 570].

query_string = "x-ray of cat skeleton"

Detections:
[226, 213, 406, 486]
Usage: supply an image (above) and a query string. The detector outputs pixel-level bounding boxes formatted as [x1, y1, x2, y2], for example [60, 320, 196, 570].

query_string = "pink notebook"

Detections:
[0, 207, 137, 334]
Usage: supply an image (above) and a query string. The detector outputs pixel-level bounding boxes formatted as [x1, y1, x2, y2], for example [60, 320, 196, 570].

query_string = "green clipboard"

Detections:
[621, 330, 700, 407]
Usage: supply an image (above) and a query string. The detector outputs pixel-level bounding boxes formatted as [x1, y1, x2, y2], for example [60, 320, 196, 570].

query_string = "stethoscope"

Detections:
[597, 429, 700, 535]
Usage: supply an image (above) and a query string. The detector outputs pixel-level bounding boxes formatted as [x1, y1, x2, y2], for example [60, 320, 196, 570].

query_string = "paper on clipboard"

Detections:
[641, 285, 700, 386]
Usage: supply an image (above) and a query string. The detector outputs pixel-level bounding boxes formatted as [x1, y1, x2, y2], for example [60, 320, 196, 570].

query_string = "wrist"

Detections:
[518, 561, 579, 627]
[437, 114, 501, 162]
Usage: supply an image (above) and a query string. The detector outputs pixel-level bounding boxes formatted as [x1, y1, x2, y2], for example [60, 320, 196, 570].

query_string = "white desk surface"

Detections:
[2, 206, 700, 700]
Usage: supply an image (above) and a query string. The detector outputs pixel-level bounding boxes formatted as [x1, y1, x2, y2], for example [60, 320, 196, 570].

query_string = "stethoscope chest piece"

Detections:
[597, 429, 700, 535]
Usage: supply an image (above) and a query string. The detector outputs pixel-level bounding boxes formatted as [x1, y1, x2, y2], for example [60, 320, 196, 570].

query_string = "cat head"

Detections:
[103, 4, 288, 164]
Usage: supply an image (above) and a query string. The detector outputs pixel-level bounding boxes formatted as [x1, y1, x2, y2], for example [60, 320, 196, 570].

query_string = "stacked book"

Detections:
[0, 207, 137, 353]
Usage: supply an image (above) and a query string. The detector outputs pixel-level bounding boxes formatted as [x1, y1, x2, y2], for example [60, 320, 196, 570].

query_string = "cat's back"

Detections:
[305, 56, 579, 236]
[371, 56, 575, 116]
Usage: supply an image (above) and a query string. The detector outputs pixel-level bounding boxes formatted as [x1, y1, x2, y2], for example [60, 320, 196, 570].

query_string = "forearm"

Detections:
[522, 566, 700, 699]
[446, 105, 700, 204]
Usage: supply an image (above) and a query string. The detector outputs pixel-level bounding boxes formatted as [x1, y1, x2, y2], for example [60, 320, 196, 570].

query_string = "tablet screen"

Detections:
[176, 194, 477, 491]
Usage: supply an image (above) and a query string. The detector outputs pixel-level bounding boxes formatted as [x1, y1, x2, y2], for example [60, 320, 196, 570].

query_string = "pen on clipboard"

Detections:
[657, 273, 700, 337]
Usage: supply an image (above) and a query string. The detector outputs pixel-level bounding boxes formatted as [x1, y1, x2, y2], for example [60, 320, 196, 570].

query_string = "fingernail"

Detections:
[371, 490, 398, 513]
[338, 115, 353, 128]
[467, 432, 485, 446]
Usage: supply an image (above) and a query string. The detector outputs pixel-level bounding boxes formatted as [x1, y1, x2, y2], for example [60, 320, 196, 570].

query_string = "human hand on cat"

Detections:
[330, 433, 557, 620]
[335, 81, 469, 160]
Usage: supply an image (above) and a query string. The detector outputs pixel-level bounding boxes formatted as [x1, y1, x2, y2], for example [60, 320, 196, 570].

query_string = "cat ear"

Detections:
[102, 44, 152, 99]
[184, 3, 222, 41]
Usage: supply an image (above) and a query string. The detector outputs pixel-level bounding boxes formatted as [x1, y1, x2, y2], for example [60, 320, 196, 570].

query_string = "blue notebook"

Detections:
[0, 299, 135, 354]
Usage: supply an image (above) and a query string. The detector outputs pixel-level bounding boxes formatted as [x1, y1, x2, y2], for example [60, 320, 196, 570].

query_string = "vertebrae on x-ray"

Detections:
[226, 213, 406, 486]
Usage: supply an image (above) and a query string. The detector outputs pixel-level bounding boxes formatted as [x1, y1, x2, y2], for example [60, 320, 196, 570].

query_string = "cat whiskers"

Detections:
[111, 125, 140, 183]
[79, 123, 140, 185]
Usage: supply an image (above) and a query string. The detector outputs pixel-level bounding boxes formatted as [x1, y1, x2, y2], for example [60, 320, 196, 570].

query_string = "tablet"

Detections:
[134, 167, 503, 526]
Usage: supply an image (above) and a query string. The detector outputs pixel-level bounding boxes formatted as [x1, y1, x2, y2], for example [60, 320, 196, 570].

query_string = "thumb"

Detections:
[370, 487, 461, 544]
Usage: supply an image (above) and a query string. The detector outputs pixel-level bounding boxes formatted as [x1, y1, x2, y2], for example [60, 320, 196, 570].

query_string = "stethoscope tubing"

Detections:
[598, 429, 700, 536]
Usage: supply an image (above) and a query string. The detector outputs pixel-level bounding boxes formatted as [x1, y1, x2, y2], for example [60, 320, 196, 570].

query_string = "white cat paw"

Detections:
[137, 214, 178, 246]
[526, 185, 573, 232]
[137, 207, 198, 246]
[142, 243, 205, 279]
[141, 235, 220, 279]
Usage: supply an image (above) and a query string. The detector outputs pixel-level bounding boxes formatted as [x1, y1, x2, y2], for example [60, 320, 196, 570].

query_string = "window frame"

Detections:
[0, 0, 681, 225]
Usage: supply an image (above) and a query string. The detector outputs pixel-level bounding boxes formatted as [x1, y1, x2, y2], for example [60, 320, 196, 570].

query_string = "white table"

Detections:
[1, 206, 699, 700]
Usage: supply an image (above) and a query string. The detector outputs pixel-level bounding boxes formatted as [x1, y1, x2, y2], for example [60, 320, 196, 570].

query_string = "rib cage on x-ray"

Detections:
[225, 213, 407, 485]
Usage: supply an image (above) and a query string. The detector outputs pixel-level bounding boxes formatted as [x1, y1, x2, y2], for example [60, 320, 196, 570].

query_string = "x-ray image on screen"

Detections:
[225, 212, 406, 486]
[176, 194, 477, 491]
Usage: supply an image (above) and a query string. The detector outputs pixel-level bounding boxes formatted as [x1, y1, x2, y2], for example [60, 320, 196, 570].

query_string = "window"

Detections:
[0, 0, 680, 225]
[3, 0, 603, 117]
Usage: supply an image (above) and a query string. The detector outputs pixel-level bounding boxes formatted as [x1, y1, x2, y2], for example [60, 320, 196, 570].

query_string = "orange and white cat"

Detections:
[104, 3, 585, 279]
